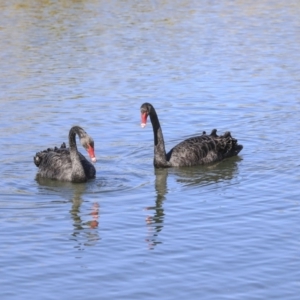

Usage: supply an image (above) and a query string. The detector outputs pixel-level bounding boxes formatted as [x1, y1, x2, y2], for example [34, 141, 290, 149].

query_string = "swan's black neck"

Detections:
[149, 108, 168, 168]
[68, 126, 86, 182]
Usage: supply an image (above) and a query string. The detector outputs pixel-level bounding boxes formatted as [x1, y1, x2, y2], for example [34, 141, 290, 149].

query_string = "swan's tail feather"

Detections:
[34, 152, 42, 167]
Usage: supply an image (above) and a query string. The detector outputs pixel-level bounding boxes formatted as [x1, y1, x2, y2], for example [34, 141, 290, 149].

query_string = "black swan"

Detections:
[34, 126, 96, 182]
[140, 103, 243, 168]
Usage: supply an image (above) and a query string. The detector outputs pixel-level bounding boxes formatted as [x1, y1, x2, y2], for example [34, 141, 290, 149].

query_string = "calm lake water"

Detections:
[1, 0, 300, 299]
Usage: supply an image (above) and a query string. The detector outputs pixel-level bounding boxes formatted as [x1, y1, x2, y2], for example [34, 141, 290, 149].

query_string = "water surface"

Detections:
[1, 1, 300, 299]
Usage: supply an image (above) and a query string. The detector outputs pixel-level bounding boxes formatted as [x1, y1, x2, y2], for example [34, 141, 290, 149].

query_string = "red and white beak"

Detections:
[87, 145, 97, 163]
[141, 112, 148, 128]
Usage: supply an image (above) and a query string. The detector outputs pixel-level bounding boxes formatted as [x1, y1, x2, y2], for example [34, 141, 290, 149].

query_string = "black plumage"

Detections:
[34, 126, 96, 182]
[140, 103, 243, 168]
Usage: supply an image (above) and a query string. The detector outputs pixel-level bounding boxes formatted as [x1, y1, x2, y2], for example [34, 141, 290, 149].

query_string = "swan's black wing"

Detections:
[34, 143, 73, 181]
[166, 130, 243, 167]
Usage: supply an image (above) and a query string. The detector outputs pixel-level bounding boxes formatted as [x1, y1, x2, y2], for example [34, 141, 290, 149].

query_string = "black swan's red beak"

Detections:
[87, 145, 96, 163]
[141, 112, 148, 128]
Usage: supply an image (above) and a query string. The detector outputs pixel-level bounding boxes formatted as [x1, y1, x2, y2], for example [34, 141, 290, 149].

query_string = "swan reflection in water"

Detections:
[36, 178, 100, 251]
[144, 157, 241, 249]
[173, 156, 242, 188]
[70, 195, 100, 251]
[145, 168, 168, 250]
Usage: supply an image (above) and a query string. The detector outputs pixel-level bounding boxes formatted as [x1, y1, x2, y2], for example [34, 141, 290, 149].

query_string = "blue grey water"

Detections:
[1, 0, 300, 299]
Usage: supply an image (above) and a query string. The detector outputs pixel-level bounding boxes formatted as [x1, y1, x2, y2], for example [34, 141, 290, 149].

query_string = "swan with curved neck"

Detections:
[140, 103, 243, 168]
[34, 126, 96, 182]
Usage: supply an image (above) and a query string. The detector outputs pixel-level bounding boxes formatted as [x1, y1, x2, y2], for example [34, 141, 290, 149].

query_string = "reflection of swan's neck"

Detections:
[69, 127, 86, 182]
[149, 110, 168, 168]
[155, 168, 168, 201]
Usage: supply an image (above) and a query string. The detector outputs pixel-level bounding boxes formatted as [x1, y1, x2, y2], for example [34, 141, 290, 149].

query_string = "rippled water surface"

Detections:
[1, 0, 300, 299]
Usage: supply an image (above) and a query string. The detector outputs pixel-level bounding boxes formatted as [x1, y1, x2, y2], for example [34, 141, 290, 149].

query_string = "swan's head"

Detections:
[140, 103, 153, 128]
[81, 136, 97, 163]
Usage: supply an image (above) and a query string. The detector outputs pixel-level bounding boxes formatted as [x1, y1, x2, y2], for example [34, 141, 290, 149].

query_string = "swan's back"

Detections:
[167, 130, 243, 167]
[34, 143, 95, 181]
